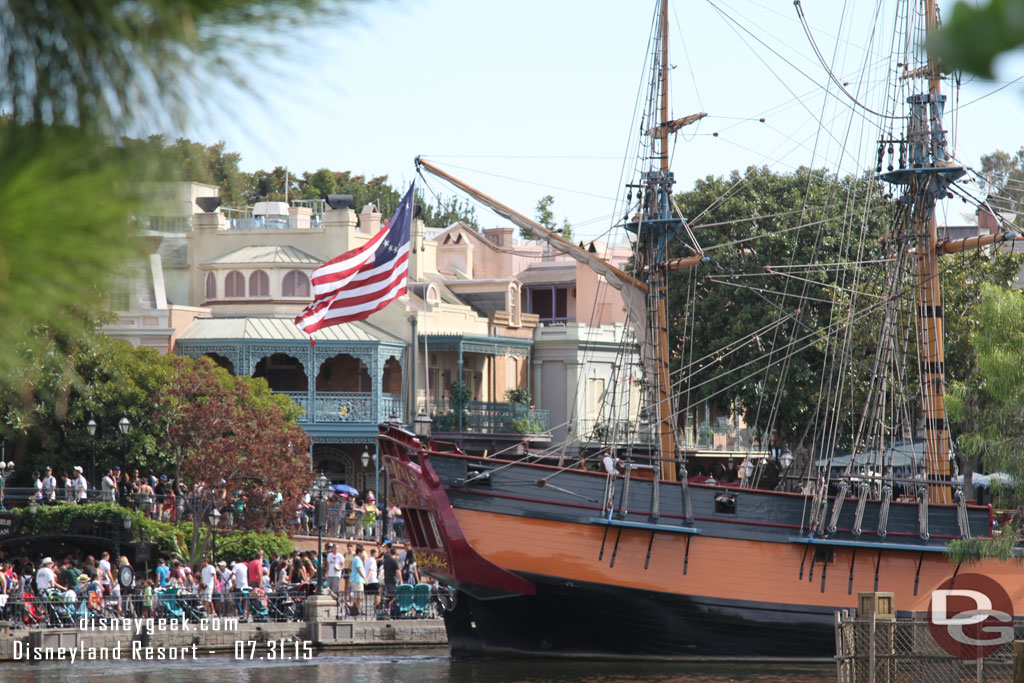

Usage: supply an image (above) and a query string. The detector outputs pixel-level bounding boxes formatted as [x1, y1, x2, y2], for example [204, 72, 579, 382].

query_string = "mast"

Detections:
[880, 0, 961, 503]
[626, 0, 705, 481]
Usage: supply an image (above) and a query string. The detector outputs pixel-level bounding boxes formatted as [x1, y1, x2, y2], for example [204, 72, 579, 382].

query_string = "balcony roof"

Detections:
[177, 315, 403, 343]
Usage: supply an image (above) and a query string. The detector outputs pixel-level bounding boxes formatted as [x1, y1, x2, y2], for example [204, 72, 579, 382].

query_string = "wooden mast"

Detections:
[881, 0, 962, 503]
[653, 0, 677, 481]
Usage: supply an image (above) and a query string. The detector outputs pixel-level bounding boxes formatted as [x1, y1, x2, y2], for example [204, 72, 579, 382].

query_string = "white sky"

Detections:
[179, 0, 1024, 240]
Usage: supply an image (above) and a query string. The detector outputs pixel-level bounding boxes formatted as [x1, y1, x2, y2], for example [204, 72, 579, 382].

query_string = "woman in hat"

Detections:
[361, 491, 378, 540]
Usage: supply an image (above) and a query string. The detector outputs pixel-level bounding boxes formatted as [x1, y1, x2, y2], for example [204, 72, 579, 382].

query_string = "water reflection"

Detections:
[1, 652, 834, 682]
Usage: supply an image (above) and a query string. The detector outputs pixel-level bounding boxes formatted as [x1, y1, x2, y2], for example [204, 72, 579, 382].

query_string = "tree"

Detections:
[929, 1, 1024, 80]
[159, 356, 310, 539]
[947, 284, 1024, 562]
[667, 166, 893, 450]
[977, 147, 1024, 221]
[0, 0, 358, 427]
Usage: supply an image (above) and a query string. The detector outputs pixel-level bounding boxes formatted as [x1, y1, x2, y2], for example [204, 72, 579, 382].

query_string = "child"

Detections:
[141, 579, 154, 618]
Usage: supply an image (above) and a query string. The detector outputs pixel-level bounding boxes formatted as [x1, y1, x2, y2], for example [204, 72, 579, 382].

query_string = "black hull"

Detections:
[443, 573, 836, 660]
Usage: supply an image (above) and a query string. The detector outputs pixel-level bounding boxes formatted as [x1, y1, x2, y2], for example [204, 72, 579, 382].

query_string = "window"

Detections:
[509, 285, 519, 325]
[249, 270, 269, 297]
[205, 272, 217, 300]
[283, 270, 310, 297]
[225, 270, 245, 298]
[108, 278, 131, 312]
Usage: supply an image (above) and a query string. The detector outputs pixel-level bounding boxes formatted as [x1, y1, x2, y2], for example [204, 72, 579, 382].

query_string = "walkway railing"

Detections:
[0, 584, 448, 628]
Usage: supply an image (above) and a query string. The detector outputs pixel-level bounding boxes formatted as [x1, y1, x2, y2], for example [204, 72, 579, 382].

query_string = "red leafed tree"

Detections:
[155, 356, 311, 536]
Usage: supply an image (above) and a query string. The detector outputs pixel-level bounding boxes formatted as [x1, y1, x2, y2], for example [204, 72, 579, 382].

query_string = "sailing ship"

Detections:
[380, 0, 1023, 659]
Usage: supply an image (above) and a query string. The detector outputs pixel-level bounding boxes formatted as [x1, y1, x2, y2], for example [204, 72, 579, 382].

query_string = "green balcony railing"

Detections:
[429, 400, 550, 435]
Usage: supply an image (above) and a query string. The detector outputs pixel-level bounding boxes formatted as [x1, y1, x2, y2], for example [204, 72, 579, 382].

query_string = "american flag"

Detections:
[294, 183, 413, 336]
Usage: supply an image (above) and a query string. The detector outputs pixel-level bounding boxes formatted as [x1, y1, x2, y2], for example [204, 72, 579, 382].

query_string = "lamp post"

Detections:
[86, 417, 97, 492]
[0, 458, 11, 510]
[118, 417, 130, 506]
[207, 507, 220, 565]
[779, 448, 794, 490]
[313, 472, 330, 595]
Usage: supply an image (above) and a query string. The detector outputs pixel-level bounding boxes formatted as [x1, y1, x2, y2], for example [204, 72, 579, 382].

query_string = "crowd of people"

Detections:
[0, 538, 430, 624]
[296, 489, 406, 540]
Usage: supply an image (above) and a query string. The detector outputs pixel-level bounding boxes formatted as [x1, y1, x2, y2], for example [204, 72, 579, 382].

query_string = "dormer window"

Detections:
[283, 270, 311, 297]
[225, 270, 245, 298]
[249, 270, 269, 297]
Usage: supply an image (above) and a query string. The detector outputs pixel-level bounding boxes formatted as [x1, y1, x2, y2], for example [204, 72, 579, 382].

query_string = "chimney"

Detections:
[358, 203, 382, 234]
[483, 227, 514, 248]
[977, 201, 1000, 235]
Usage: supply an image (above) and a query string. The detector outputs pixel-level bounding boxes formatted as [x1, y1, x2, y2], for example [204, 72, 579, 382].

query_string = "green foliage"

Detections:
[525, 194, 571, 241]
[505, 387, 532, 405]
[450, 380, 472, 407]
[929, 0, 1024, 80]
[669, 166, 893, 447]
[946, 284, 1024, 560]
[8, 502, 186, 560]
[214, 530, 295, 563]
[511, 417, 545, 435]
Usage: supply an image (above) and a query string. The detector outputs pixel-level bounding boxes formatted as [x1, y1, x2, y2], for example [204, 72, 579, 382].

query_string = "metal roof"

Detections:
[177, 316, 404, 343]
[516, 263, 577, 286]
[202, 245, 322, 267]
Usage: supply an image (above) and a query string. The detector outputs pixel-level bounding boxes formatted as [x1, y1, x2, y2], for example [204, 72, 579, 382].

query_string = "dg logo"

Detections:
[928, 573, 1014, 659]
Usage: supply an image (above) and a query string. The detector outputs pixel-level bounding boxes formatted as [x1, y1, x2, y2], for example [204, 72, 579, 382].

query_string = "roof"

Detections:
[177, 316, 404, 343]
[516, 262, 577, 286]
[202, 245, 322, 267]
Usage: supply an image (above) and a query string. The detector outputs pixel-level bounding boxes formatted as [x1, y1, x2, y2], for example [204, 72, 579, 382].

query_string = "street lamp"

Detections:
[118, 417, 130, 507]
[312, 472, 330, 595]
[86, 417, 97, 492]
[414, 410, 432, 441]
[208, 507, 220, 564]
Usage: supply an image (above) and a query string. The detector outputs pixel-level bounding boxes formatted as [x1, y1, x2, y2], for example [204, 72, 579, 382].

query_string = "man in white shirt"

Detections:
[41, 467, 57, 503]
[232, 559, 249, 619]
[199, 557, 217, 616]
[73, 466, 88, 503]
[325, 543, 342, 596]
[101, 469, 117, 502]
[97, 551, 113, 596]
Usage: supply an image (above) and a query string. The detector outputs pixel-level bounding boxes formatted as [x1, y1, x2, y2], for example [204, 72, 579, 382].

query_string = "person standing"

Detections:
[365, 547, 380, 601]
[101, 468, 117, 502]
[41, 467, 57, 503]
[231, 559, 249, 620]
[97, 551, 113, 597]
[325, 543, 342, 596]
[348, 545, 366, 613]
[73, 466, 89, 503]
[382, 546, 399, 600]
[199, 556, 217, 617]
[32, 471, 43, 503]
[362, 493, 378, 540]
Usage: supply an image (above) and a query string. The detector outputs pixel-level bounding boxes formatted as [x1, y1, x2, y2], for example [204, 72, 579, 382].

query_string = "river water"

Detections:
[1, 651, 834, 682]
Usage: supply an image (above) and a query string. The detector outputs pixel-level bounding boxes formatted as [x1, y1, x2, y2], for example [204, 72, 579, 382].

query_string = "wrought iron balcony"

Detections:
[279, 391, 404, 424]
[429, 400, 550, 435]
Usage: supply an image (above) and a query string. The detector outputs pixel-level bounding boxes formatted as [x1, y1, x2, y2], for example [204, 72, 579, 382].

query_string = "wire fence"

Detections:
[835, 610, 1014, 682]
[0, 584, 449, 629]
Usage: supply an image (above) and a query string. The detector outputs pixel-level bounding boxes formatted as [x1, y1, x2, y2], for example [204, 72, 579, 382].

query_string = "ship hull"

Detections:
[443, 572, 835, 660]
[379, 426, 1011, 660]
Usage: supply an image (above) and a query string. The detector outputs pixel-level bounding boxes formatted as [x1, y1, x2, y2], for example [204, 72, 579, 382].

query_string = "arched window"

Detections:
[382, 356, 402, 395]
[249, 270, 269, 297]
[225, 270, 245, 298]
[205, 272, 217, 300]
[283, 270, 310, 297]
[317, 354, 371, 392]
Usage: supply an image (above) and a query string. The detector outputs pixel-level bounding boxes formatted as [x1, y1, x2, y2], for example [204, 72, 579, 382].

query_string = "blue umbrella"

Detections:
[332, 483, 359, 496]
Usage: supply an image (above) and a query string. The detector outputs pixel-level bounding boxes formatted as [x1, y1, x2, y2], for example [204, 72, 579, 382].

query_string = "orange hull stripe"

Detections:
[454, 508, 1024, 613]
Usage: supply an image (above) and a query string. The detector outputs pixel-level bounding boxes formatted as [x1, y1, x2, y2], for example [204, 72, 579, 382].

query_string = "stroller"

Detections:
[243, 587, 269, 623]
[42, 588, 77, 627]
[266, 589, 296, 622]
[18, 591, 44, 626]
[158, 587, 206, 622]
